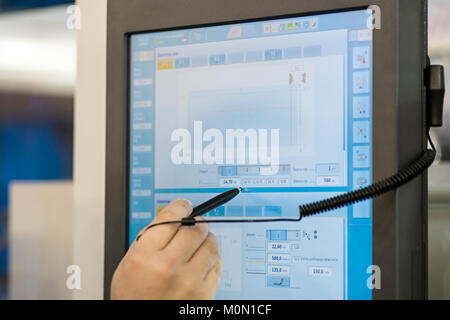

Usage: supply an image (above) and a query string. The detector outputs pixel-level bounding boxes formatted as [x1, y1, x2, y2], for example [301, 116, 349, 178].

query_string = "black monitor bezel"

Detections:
[105, 0, 427, 300]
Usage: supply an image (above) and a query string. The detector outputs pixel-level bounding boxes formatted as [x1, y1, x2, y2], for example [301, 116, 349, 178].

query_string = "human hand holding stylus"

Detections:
[111, 199, 222, 300]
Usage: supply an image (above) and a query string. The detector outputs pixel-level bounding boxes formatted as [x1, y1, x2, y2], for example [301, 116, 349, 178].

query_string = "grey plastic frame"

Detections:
[104, 0, 428, 299]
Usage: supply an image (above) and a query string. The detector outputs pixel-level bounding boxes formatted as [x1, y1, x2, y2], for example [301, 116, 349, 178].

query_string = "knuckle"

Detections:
[163, 250, 179, 267]
[123, 253, 144, 273]
[180, 278, 197, 294]
[205, 234, 220, 256]
[151, 257, 173, 279]
[189, 224, 208, 238]
[216, 257, 223, 274]
[195, 216, 210, 232]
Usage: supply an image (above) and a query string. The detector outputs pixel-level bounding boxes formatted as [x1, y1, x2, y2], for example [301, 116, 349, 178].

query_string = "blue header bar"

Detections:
[132, 9, 370, 50]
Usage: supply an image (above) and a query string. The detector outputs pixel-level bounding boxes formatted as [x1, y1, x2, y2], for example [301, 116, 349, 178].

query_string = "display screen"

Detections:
[128, 8, 373, 299]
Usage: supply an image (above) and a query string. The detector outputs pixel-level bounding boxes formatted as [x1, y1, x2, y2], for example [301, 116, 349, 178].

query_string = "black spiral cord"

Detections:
[136, 132, 436, 241]
[298, 131, 436, 219]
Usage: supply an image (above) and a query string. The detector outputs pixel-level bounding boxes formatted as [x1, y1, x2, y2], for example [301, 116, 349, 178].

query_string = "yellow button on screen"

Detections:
[157, 59, 173, 70]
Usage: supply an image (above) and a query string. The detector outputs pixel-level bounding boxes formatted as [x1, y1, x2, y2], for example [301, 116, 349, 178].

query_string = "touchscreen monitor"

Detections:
[128, 8, 373, 299]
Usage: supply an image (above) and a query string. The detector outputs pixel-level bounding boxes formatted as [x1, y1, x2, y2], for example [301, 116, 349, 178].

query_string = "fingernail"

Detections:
[183, 199, 192, 207]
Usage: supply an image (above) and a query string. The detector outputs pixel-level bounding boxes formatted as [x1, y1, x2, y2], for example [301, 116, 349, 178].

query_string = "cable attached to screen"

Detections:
[298, 131, 436, 219]
[135, 132, 436, 242]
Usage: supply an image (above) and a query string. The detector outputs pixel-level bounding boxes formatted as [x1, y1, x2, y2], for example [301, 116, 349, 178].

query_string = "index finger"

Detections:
[136, 199, 193, 250]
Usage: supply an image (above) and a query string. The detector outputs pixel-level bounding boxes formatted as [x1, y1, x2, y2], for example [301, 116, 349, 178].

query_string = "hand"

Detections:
[111, 199, 223, 300]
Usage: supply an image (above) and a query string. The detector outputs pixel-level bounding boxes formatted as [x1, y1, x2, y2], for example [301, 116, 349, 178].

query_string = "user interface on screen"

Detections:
[128, 9, 373, 299]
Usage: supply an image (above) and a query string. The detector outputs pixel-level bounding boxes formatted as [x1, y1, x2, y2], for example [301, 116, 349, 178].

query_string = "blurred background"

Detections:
[0, 0, 448, 299]
[0, 0, 75, 299]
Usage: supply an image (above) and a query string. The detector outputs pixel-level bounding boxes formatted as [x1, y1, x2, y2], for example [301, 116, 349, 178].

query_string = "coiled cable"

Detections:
[299, 133, 436, 219]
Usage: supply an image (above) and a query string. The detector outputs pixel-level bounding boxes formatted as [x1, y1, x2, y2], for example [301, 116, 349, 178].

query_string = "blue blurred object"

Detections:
[0, 122, 73, 205]
[0, 94, 73, 299]
[0, 0, 74, 12]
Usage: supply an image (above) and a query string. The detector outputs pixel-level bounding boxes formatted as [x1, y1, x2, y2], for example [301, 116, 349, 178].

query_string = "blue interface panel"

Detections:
[129, 9, 373, 299]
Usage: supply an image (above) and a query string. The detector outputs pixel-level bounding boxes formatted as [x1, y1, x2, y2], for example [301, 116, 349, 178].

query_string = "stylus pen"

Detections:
[189, 188, 241, 218]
